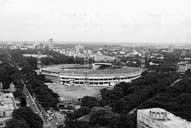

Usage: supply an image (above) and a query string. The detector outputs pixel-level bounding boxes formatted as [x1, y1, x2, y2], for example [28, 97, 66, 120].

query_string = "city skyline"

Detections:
[0, 0, 191, 44]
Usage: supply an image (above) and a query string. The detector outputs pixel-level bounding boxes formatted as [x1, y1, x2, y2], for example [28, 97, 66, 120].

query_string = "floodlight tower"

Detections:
[140, 52, 146, 68]
[84, 50, 89, 86]
[104, 45, 107, 62]
[37, 51, 42, 73]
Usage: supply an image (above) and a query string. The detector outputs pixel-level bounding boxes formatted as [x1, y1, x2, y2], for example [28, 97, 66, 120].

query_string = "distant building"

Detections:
[35, 43, 45, 50]
[49, 38, 54, 50]
[0, 93, 17, 128]
[137, 108, 191, 128]
[168, 45, 174, 52]
[126, 51, 142, 57]
[149, 62, 159, 66]
[75, 45, 84, 54]
[177, 61, 191, 73]
[9, 83, 16, 93]
[90, 52, 116, 62]
[20, 43, 36, 50]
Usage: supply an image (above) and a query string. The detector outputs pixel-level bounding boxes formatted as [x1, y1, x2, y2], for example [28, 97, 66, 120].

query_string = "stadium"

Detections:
[40, 63, 142, 87]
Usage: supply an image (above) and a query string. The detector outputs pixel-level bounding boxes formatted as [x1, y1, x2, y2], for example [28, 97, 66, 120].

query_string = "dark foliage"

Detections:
[12, 107, 43, 128]
[5, 119, 28, 128]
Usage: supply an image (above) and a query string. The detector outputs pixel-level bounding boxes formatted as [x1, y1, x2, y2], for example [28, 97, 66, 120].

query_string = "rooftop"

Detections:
[138, 108, 191, 128]
[41, 64, 141, 77]
[23, 54, 48, 58]
[0, 93, 16, 123]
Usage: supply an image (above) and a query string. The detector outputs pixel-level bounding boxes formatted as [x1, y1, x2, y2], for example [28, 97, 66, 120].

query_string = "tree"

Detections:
[108, 114, 135, 128]
[5, 119, 28, 128]
[112, 99, 127, 113]
[20, 96, 27, 107]
[81, 96, 98, 108]
[65, 120, 90, 128]
[12, 107, 43, 128]
[185, 69, 191, 76]
[89, 107, 116, 127]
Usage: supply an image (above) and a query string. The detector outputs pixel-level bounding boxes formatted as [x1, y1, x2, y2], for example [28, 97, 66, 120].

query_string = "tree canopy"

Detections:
[11, 107, 43, 128]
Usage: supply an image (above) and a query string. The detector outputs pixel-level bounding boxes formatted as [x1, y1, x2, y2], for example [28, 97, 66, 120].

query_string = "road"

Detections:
[22, 80, 43, 117]
[167, 78, 182, 88]
[6, 51, 56, 128]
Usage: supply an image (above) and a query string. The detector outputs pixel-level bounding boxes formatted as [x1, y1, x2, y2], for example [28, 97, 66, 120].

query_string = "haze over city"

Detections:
[0, 0, 191, 44]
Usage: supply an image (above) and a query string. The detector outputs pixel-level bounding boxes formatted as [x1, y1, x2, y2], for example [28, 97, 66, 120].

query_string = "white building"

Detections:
[177, 61, 191, 73]
[137, 108, 191, 128]
[49, 38, 54, 50]
[0, 93, 17, 128]
[23, 54, 48, 58]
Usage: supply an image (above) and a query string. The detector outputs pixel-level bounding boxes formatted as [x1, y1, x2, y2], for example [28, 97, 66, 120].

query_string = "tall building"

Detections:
[137, 108, 191, 128]
[49, 38, 54, 50]
[168, 45, 174, 52]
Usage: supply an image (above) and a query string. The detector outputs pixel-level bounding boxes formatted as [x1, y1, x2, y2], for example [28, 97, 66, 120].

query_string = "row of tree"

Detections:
[5, 107, 43, 128]
[139, 70, 191, 121]
[8, 50, 60, 110]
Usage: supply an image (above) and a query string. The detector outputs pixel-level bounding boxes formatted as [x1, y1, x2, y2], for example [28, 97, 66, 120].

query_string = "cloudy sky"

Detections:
[0, 0, 190, 43]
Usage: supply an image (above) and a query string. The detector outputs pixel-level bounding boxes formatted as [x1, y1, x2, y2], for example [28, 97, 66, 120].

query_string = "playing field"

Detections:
[46, 83, 109, 100]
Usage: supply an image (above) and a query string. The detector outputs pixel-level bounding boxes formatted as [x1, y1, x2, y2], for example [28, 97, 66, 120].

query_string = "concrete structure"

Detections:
[49, 38, 54, 50]
[0, 93, 16, 128]
[177, 61, 191, 73]
[137, 108, 191, 128]
[75, 45, 84, 54]
[41, 63, 142, 87]
[168, 45, 174, 52]
[23, 54, 48, 58]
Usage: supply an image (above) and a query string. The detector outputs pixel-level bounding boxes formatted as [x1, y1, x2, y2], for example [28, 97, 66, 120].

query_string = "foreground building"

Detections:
[137, 108, 191, 128]
[0, 93, 17, 128]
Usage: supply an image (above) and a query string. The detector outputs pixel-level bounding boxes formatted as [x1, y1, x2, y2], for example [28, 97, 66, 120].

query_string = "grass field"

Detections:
[46, 83, 110, 100]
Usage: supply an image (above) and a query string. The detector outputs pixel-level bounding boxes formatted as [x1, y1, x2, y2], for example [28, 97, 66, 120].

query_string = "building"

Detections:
[75, 45, 84, 54]
[177, 61, 191, 73]
[168, 45, 174, 52]
[137, 108, 191, 128]
[0, 93, 17, 128]
[23, 54, 48, 58]
[40, 63, 142, 87]
[49, 38, 54, 50]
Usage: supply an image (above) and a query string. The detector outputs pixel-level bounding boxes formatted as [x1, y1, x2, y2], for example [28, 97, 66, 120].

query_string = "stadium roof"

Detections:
[41, 64, 141, 77]
[138, 108, 191, 128]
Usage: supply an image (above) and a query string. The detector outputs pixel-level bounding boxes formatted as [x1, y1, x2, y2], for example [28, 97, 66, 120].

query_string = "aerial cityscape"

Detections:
[0, 40, 191, 128]
[1, 0, 191, 128]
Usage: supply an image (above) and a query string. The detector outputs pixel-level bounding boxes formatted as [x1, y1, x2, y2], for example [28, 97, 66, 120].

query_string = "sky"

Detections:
[0, 0, 191, 43]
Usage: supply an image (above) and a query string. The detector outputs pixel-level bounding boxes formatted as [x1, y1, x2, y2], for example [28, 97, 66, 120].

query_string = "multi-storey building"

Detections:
[0, 93, 17, 128]
[137, 108, 191, 128]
